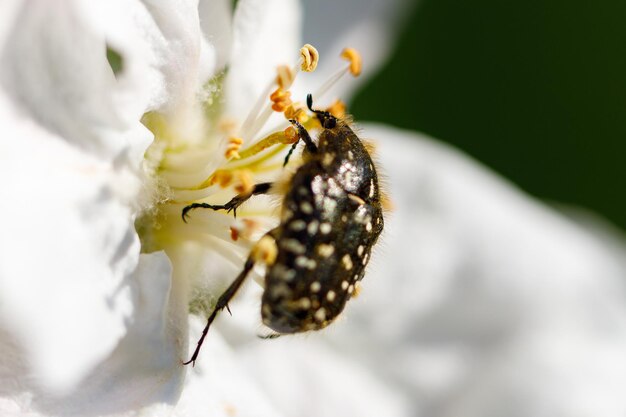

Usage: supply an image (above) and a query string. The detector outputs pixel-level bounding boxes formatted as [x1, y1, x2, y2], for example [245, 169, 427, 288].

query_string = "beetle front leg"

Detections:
[182, 182, 273, 221]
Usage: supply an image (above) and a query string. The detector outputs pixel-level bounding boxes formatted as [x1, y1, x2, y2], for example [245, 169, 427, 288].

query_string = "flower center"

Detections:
[136, 44, 362, 283]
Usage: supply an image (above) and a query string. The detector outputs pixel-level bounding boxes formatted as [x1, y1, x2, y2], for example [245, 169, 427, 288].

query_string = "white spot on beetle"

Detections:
[310, 281, 321, 292]
[300, 202, 313, 214]
[357, 245, 364, 256]
[341, 280, 349, 290]
[282, 238, 306, 254]
[314, 307, 327, 321]
[307, 220, 319, 235]
[320, 223, 331, 234]
[317, 243, 335, 257]
[326, 291, 336, 302]
[342, 254, 353, 271]
[290, 219, 306, 231]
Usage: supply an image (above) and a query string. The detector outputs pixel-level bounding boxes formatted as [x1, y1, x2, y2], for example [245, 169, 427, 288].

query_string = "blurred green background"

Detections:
[352, 0, 626, 231]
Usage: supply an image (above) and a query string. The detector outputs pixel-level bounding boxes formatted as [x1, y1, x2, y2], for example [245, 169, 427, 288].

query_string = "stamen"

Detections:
[234, 170, 253, 194]
[314, 47, 363, 100]
[300, 44, 319, 72]
[225, 137, 243, 160]
[284, 126, 298, 142]
[240, 44, 320, 144]
[326, 99, 347, 119]
[276, 65, 296, 90]
[210, 170, 234, 188]
[251, 235, 278, 265]
[269, 88, 293, 112]
[230, 226, 240, 242]
[284, 103, 308, 123]
[230, 219, 262, 242]
[340, 48, 362, 76]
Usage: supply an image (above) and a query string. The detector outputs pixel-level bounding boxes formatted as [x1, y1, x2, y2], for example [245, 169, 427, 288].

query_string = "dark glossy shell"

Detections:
[261, 121, 384, 333]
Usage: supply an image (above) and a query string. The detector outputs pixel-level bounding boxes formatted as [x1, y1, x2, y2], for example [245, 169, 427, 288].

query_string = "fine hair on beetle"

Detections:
[181, 93, 385, 366]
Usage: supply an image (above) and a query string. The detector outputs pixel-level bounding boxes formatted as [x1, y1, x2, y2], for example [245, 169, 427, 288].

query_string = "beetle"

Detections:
[182, 94, 384, 365]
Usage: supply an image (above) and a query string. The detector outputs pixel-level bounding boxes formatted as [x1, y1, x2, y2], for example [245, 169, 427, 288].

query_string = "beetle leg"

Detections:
[182, 182, 273, 221]
[183, 258, 255, 366]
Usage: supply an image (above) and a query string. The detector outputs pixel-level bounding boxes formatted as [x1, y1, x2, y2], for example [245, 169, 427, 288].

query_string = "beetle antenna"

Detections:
[307, 94, 337, 129]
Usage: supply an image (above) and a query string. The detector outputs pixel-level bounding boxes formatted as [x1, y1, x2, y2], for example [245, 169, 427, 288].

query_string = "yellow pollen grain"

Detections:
[252, 235, 278, 265]
[234, 170, 253, 194]
[300, 44, 319, 72]
[341, 47, 362, 76]
[326, 99, 347, 119]
[284, 103, 307, 123]
[276, 64, 295, 89]
[284, 126, 298, 142]
[210, 170, 234, 188]
[218, 117, 238, 135]
[225, 137, 243, 160]
[270, 88, 293, 112]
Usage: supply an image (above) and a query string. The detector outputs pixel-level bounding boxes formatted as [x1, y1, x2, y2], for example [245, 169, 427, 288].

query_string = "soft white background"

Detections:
[0, 1, 625, 416]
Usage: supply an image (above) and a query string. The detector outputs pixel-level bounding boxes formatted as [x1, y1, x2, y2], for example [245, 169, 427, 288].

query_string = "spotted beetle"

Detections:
[182, 94, 384, 365]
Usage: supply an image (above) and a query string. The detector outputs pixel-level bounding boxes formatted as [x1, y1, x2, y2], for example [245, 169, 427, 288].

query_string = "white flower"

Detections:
[1, 1, 626, 417]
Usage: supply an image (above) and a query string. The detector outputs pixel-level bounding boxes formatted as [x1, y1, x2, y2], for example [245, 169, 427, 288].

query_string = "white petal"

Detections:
[176, 319, 284, 417]
[295, 0, 412, 102]
[0, 0, 161, 163]
[325, 124, 626, 415]
[0, 95, 141, 392]
[237, 336, 411, 417]
[225, 0, 301, 121]
[199, 0, 234, 70]
[0, 252, 184, 416]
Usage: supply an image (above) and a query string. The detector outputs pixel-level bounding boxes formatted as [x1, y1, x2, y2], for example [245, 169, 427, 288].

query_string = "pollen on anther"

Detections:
[225, 137, 243, 160]
[276, 64, 295, 89]
[285, 102, 308, 123]
[300, 44, 319, 72]
[284, 126, 299, 142]
[251, 236, 278, 265]
[326, 99, 346, 119]
[270, 88, 292, 112]
[210, 170, 234, 188]
[234, 170, 253, 194]
[341, 47, 362, 76]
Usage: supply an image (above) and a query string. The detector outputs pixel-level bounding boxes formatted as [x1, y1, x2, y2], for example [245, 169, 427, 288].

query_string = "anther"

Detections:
[270, 88, 292, 112]
[230, 226, 239, 242]
[251, 235, 278, 265]
[276, 65, 296, 89]
[284, 126, 299, 142]
[225, 137, 244, 160]
[284, 103, 307, 123]
[234, 170, 253, 194]
[300, 44, 319, 72]
[210, 170, 234, 188]
[326, 99, 347, 119]
[341, 48, 362, 76]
